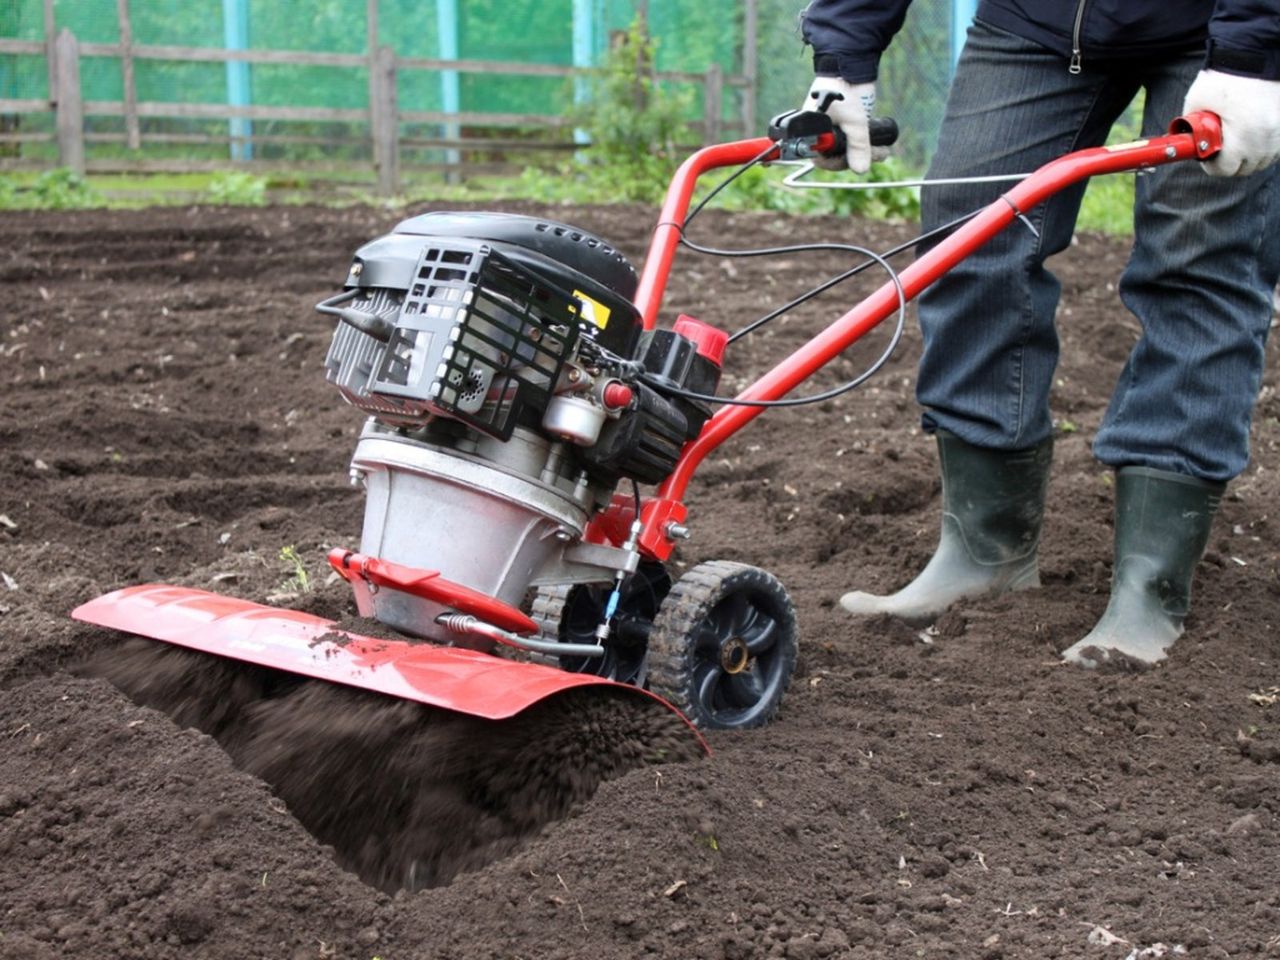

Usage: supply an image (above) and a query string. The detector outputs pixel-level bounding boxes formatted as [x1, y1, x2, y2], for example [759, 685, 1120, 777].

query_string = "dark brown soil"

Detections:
[78, 639, 702, 894]
[3, 198, 1280, 960]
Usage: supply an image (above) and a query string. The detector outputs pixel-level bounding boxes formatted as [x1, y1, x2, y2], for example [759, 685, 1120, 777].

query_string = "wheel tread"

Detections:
[647, 560, 797, 730]
[529, 584, 572, 642]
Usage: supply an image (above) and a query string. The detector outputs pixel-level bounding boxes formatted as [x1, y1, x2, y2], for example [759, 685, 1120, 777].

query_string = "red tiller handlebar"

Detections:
[628, 111, 1223, 560]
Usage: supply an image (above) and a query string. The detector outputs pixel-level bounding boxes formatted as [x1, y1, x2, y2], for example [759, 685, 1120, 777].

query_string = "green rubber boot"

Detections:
[1062, 466, 1224, 668]
[840, 431, 1053, 626]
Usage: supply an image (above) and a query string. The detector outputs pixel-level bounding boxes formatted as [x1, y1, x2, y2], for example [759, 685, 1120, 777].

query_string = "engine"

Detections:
[320, 212, 725, 642]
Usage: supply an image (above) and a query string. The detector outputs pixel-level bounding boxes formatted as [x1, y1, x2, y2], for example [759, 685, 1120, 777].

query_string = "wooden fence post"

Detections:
[703, 63, 723, 144]
[54, 29, 85, 175]
[43, 0, 56, 100]
[740, 0, 758, 136]
[370, 44, 400, 196]
[117, 0, 141, 149]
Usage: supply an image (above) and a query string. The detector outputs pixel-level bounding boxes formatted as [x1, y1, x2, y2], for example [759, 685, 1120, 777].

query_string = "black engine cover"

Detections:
[349, 212, 645, 361]
[394, 211, 638, 300]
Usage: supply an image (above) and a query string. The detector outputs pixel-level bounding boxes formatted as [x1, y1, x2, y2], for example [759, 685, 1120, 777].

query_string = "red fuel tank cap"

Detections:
[673, 315, 729, 368]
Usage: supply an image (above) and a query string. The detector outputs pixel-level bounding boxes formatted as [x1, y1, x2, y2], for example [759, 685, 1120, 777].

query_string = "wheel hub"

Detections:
[719, 637, 750, 674]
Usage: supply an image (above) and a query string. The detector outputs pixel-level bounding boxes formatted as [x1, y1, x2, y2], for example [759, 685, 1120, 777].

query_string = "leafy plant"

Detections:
[36, 168, 102, 208]
[824, 156, 920, 221]
[694, 163, 828, 216]
[562, 18, 694, 203]
[682, 151, 920, 222]
[278, 545, 311, 593]
[206, 170, 268, 206]
[0, 168, 102, 210]
[1077, 173, 1134, 235]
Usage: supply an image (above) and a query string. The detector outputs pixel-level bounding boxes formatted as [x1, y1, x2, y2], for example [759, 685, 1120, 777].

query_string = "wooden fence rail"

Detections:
[0, 26, 754, 195]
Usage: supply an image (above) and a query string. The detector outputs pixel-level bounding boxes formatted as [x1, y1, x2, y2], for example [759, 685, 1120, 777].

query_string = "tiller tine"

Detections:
[72, 584, 708, 752]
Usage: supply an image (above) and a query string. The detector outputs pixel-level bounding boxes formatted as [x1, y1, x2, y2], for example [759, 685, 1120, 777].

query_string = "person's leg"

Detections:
[1093, 56, 1280, 481]
[915, 21, 1139, 450]
[1064, 55, 1280, 666]
[841, 20, 1138, 622]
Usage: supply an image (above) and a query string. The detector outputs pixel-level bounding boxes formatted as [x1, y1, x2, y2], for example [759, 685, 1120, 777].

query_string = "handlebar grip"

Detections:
[829, 117, 899, 157]
[869, 117, 899, 147]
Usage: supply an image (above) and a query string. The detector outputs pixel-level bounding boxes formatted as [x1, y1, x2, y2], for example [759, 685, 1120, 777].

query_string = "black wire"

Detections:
[682, 143, 779, 229]
[632, 230, 908, 409]
[640, 362, 888, 408]
[730, 259, 872, 344]
[644, 146, 984, 410]
[710, 209, 982, 343]
[638, 239, 906, 409]
[675, 235, 906, 344]
[630, 478, 642, 526]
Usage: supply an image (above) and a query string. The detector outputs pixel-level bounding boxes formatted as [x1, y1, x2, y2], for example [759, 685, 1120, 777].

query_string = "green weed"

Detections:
[279, 545, 311, 594]
[825, 157, 921, 221]
[206, 170, 268, 206]
[0, 168, 102, 210]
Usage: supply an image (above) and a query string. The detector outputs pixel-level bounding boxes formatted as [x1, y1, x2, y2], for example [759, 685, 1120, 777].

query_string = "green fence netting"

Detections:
[2, 0, 953, 168]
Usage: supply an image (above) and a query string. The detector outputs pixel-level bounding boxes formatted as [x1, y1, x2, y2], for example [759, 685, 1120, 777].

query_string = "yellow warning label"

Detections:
[1104, 139, 1150, 152]
[573, 289, 611, 329]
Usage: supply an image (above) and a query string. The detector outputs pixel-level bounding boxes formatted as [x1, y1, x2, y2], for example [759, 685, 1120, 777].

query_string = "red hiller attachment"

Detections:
[72, 585, 708, 750]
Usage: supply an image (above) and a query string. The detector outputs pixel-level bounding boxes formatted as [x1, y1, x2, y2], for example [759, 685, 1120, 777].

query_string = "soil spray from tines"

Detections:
[78, 639, 702, 891]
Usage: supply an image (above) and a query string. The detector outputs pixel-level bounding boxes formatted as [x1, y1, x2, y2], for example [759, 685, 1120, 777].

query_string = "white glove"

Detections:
[1182, 69, 1280, 177]
[804, 76, 878, 173]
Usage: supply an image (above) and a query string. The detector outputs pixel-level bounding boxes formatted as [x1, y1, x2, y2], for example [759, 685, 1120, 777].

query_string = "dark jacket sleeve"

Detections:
[1208, 0, 1280, 80]
[799, 0, 914, 83]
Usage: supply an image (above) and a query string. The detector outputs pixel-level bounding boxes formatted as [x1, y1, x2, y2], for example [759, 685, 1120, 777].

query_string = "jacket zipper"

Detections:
[1069, 0, 1087, 73]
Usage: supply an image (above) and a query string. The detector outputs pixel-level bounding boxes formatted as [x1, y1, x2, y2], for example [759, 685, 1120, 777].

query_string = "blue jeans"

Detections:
[916, 20, 1280, 482]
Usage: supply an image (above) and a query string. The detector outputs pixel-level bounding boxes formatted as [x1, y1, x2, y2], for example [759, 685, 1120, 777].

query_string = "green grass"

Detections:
[1077, 173, 1135, 234]
[0, 167, 385, 209]
[84, 171, 218, 193]
[0, 156, 1138, 236]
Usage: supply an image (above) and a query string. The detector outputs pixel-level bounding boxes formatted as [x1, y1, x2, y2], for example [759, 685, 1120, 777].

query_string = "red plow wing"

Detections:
[73, 585, 706, 747]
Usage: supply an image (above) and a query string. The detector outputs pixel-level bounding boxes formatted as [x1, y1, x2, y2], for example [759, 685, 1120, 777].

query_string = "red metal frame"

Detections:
[326, 548, 539, 635]
[632, 112, 1223, 556]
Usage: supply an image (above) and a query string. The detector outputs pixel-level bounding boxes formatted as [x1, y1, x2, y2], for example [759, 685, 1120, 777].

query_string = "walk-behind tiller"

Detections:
[73, 110, 1224, 744]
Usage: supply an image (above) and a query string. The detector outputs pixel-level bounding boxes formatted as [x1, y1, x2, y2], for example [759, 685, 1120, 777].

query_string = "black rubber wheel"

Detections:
[647, 560, 797, 730]
[529, 561, 671, 686]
